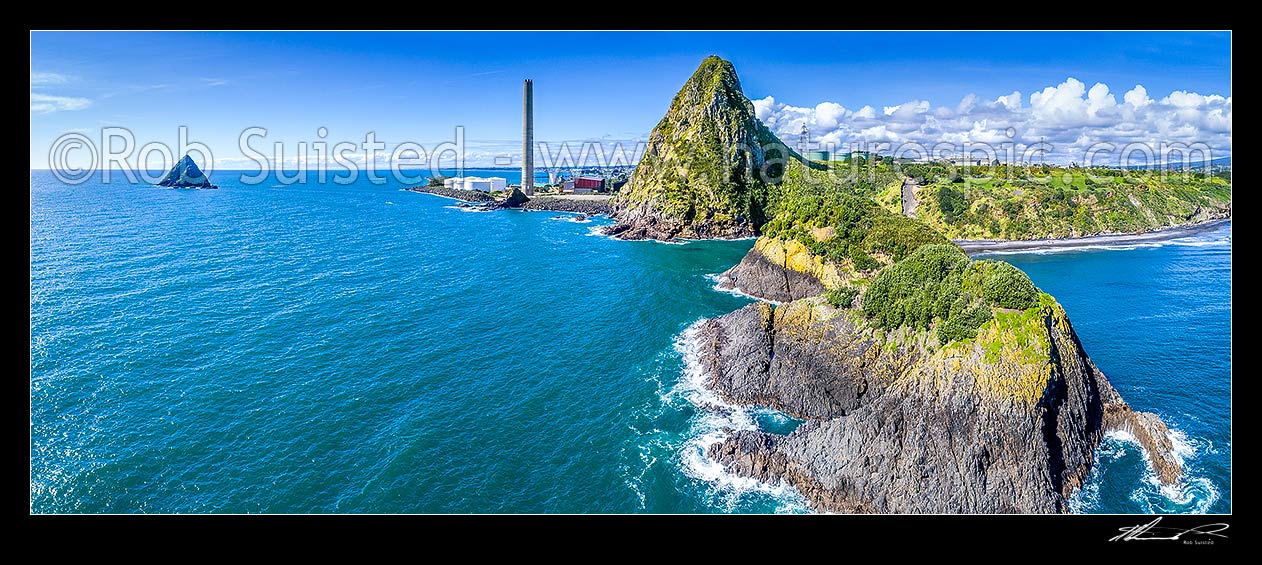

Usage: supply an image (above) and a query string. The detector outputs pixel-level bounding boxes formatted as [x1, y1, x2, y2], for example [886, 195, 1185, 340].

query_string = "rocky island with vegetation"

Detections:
[608, 56, 1195, 513]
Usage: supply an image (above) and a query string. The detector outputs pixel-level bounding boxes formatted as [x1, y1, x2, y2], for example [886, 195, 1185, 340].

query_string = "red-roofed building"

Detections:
[573, 176, 605, 193]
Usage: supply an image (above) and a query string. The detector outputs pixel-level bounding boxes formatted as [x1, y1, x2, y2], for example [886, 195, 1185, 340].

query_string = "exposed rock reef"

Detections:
[408, 186, 496, 202]
[606, 56, 788, 240]
[699, 249, 1185, 513]
[520, 197, 612, 215]
[157, 155, 217, 189]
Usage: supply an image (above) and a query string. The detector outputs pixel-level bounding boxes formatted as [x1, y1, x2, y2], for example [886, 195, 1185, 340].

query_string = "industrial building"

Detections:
[572, 176, 605, 194]
[443, 176, 507, 192]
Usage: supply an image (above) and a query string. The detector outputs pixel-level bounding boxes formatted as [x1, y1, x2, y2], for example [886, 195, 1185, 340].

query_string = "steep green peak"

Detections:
[606, 56, 787, 240]
[668, 55, 755, 121]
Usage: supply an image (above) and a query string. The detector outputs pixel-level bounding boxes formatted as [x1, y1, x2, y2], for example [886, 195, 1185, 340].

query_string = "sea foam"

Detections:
[666, 322, 810, 514]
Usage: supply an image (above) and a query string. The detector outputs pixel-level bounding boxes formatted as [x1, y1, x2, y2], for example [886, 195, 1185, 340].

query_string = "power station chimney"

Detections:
[522, 79, 534, 196]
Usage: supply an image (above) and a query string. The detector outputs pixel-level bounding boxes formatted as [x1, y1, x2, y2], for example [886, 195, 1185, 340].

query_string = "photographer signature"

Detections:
[1110, 517, 1229, 542]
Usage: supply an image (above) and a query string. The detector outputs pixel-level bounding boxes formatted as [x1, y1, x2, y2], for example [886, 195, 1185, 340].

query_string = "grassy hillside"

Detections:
[902, 164, 1231, 239]
[749, 159, 1056, 347]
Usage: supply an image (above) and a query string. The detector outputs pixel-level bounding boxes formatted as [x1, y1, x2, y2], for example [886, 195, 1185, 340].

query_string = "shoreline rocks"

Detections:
[521, 197, 612, 215]
[408, 186, 495, 202]
[714, 242, 827, 303]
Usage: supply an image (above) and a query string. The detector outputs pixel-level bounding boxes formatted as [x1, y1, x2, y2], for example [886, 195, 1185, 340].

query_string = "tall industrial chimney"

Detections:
[522, 79, 534, 196]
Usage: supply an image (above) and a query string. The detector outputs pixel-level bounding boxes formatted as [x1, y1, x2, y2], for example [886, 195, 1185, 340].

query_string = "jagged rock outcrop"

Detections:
[157, 155, 217, 189]
[698, 280, 1184, 513]
[715, 237, 842, 302]
[495, 187, 531, 209]
[1103, 404, 1182, 485]
[606, 56, 788, 240]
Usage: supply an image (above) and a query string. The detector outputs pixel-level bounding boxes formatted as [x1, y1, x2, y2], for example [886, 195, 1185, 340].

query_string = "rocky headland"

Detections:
[604, 55, 1186, 513]
[698, 264, 1182, 512]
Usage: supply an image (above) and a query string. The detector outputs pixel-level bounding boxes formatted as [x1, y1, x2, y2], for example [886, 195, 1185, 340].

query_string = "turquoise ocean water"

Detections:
[30, 171, 1230, 513]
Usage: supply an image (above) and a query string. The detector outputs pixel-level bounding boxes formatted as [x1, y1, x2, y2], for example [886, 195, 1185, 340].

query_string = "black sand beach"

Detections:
[955, 218, 1231, 254]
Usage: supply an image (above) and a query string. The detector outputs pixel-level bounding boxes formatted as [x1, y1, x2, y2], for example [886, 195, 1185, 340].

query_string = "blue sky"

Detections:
[31, 31, 1231, 169]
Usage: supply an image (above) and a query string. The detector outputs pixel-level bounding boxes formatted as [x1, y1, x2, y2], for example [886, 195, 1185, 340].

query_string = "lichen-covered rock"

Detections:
[715, 238, 850, 302]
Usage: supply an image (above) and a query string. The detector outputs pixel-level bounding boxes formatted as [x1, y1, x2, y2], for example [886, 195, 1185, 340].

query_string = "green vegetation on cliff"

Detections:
[824, 284, 860, 308]
[760, 160, 949, 272]
[612, 56, 786, 236]
[857, 244, 1042, 345]
[962, 260, 1039, 310]
[903, 163, 1231, 239]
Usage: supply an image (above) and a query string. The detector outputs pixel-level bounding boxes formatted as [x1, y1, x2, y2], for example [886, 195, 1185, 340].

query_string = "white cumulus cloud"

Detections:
[756, 77, 1230, 165]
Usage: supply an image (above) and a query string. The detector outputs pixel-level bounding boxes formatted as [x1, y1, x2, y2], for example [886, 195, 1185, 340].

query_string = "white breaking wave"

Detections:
[702, 273, 781, 304]
[549, 215, 592, 224]
[667, 322, 810, 514]
[974, 231, 1230, 256]
[1080, 427, 1222, 514]
[443, 205, 492, 213]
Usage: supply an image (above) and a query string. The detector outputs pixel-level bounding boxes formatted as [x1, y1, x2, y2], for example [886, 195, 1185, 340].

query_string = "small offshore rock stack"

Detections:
[495, 187, 531, 209]
[157, 155, 217, 189]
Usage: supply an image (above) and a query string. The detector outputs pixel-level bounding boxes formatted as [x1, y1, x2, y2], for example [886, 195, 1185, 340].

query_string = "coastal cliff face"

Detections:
[698, 245, 1184, 513]
[607, 56, 786, 240]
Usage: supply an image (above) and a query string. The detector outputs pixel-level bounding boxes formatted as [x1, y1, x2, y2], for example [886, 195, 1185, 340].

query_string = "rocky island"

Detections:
[157, 155, 217, 189]
[610, 56, 1190, 513]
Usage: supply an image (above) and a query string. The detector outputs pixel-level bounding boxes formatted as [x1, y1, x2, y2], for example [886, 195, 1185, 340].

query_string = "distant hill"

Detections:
[894, 163, 1231, 240]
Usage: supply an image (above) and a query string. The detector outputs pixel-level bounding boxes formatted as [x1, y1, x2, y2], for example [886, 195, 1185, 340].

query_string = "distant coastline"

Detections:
[955, 217, 1231, 253]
